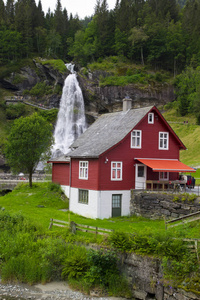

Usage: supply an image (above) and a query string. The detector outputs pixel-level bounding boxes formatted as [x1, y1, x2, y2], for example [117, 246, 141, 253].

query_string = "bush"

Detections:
[85, 249, 118, 286]
[5, 103, 25, 119]
[38, 109, 58, 123]
[62, 246, 89, 280]
[108, 231, 134, 252]
[27, 82, 52, 96]
[47, 181, 62, 193]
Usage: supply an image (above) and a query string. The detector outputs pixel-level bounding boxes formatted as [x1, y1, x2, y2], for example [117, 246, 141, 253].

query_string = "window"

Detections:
[159, 132, 169, 150]
[111, 162, 122, 180]
[148, 113, 154, 124]
[138, 166, 145, 177]
[79, 189, 88, 204]
[112, 194, 121, 207]
[79, 161, 88, 179]
[159, 172, 169, 180]
[131, 130, 142, 148]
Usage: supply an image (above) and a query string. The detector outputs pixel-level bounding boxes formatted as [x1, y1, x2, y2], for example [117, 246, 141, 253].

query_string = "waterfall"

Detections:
[52, 64, 87, 157]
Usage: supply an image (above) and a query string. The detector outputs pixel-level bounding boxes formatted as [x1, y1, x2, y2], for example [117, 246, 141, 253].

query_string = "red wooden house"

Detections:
[49, 99, 195, 219]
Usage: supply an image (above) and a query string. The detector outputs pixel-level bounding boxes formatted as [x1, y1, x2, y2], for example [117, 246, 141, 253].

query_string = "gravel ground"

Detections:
[0, 280, 124, 300]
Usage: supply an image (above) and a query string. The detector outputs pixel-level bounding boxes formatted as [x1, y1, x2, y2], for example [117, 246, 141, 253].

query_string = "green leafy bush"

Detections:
[62, 246, 89, 280]
[26, 82, 52, 97]
[5, 103, 25, 119]
[108, 231, 134, 251]
[85, 249, 118, 286]
[38, 109, 58, 123]
[47, 181, 62, 193]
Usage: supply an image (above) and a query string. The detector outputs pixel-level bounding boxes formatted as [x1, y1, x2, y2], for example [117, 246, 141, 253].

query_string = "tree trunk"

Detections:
[29, 170, 33, 188]
[141, 46, 144, 66]
[174, 58, 176, 78]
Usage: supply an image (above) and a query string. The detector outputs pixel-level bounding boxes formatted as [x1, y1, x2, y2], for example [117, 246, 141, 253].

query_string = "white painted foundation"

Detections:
[61, 185, 70, 198]
[69, 187, 131, 219]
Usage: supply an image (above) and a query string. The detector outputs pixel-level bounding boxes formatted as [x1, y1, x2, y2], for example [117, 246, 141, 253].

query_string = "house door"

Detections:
[112, 194, 121, 217]
[135, 164, 146, 189]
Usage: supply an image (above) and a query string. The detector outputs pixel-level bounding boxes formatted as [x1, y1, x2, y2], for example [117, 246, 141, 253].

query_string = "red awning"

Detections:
[136, 158, 196, 173]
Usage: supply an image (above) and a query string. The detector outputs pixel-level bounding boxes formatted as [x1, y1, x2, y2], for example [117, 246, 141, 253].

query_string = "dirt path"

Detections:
[0, 280, 123, 300]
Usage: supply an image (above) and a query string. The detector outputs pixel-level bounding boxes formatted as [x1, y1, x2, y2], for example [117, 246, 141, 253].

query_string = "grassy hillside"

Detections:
[163, 108, 200, 167]
[0, 182, 200, 239]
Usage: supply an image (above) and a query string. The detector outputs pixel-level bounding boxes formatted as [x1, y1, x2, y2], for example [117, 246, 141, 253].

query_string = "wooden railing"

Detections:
[146, 180, 186, 192]
[49, 219, 113, 236]
[48, 218, 69, 229]
[165, 211, 200, 229]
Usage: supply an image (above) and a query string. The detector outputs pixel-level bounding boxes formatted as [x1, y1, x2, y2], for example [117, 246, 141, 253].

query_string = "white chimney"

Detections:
[123, 97, 132, 112]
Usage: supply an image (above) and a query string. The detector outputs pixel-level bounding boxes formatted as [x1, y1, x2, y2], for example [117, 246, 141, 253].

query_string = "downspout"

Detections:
[69, 158, 72, 211]
[98, 156, 101, 219]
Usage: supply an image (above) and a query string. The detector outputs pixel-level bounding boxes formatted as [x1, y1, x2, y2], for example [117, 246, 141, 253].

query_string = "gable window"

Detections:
[148, 113, 154, 124]
[159, 132, 169, 150]
[79, 161, 88, 179]
[159, 172, 169, 180]
[79, 189, 88, 204]
[131, 130, 142, 148]
[111, 162, 122, 180]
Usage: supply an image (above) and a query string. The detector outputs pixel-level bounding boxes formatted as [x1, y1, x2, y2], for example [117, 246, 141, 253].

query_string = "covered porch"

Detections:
[135, 158, 196, 191]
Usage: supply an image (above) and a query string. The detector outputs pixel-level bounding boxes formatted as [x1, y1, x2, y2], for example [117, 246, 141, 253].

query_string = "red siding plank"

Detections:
[52, 163, 70, 185]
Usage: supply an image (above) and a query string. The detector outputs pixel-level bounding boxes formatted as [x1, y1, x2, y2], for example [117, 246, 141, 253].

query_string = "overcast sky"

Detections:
[37, 0, 117, 19]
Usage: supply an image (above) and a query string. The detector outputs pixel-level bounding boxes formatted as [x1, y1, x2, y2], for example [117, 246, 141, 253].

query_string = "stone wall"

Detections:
[130, 191, 200, 220]
[120, 252, 199, 300]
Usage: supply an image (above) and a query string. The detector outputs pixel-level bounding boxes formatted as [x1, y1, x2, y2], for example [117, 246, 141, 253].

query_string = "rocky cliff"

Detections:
[0, 59, 175, 118]
[78, 69, 175, 115]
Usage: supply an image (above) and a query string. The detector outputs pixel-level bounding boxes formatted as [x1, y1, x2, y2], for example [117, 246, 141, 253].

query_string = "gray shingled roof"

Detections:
[67, 106, 153, 158]
[48, 155, 70, 163]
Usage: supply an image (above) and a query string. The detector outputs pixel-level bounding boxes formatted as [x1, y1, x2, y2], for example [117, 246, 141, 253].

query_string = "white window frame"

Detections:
[78, 189, 89, 204]
[79, 161, 88, 180]
[159, 132, 169, 150]
[111, 161, 123, 181]
[131, 130, 142, 149]
[148, 113, 154, 124]
[159, 172, 169, 181]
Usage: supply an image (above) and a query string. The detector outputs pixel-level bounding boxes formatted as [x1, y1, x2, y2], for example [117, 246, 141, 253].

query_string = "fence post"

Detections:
[70, 221, 77, 234]
[48, 218, 53, 230]
[195, 240, 199, 262]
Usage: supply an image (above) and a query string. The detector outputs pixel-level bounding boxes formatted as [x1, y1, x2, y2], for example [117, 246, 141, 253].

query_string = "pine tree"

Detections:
[5, 0, 15, 26]
[0, 0, 5, 26]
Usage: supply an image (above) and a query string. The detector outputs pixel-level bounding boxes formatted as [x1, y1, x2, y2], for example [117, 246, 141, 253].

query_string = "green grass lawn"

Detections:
[1, 182, 200, 241]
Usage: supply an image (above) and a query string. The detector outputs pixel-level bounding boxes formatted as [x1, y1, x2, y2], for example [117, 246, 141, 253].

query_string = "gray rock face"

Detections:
[78, 71, 175, 114]
[1, 59, 175, 114]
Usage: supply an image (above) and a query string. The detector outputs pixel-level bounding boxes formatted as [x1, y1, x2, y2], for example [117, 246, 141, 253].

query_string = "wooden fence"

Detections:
[165, 210, 200, 229]
[48, 218, 69, 229]
[49, 219, 113, 236]
[182, 238, 200, 261]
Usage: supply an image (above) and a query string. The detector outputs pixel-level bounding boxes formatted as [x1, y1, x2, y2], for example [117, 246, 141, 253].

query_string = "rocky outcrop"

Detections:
[1, 59, 175, 114]
[0, 60, 69, 98]
[120, 252, 200, 300]
[78, 69, 175, 114]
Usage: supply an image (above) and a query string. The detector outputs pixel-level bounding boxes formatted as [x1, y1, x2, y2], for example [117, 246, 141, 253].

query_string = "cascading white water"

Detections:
[52, 64, 87, 157]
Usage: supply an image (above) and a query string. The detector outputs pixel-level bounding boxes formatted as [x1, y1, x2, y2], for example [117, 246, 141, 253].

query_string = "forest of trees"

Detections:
[2, 0, 200, 118]
[0, 0, 198, 74]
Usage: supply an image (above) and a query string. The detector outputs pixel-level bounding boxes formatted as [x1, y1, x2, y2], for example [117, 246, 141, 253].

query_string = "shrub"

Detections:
[62, 246, 89, 280]
[47, 181, 62, 193]
[107, 273, 132, 298]
[38, 109, 58, 123]
[85, 249, 118, 286]
[108, 231, 134, 252]
[1, 254, 42, 284]
[5, 103, 25, 119]
[27, 82, 52, 96]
